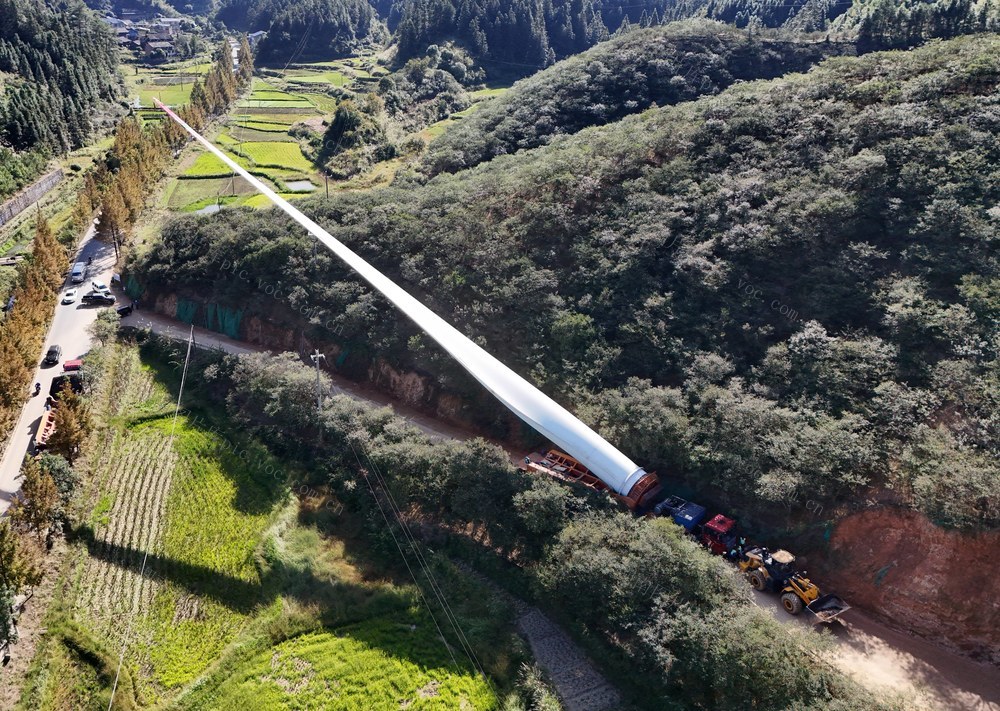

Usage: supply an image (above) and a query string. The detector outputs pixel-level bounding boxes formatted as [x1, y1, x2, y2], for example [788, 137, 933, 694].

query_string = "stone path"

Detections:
[456, 562, 621, 711]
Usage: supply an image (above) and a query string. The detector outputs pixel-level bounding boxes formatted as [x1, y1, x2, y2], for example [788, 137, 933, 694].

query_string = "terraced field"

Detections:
[233, 142, 313, 172]
[163, 77, 324, 212]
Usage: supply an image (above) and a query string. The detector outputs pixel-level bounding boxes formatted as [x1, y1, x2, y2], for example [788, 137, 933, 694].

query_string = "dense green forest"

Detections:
[133, 33, 1000, 532]
[424, 21, 851, 175]
[202, 0, 1000, 72]
[388, 0, 1000, 71]
[0, 0, 119, 152]
[0, 0, 119, 199]
[215, 0, 382, 60]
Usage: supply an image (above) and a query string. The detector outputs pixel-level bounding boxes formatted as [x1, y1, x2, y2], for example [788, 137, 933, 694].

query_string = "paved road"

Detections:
[0, 222, 115, 514]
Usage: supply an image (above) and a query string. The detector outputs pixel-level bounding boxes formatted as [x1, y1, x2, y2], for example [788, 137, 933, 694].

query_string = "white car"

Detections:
[91, 279, 108, 292]
[62, 289, 77, 305]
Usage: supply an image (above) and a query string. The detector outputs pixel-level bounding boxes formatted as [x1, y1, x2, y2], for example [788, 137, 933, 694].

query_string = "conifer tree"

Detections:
[10, 459, 59, 537]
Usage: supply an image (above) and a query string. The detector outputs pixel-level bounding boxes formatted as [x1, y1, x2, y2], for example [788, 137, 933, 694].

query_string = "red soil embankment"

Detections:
[822, 508, 1000, 664]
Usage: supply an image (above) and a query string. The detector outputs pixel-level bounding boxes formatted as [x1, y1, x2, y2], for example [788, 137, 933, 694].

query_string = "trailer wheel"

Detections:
[748, 570, 767, 591]
[781, 592, 804, 615]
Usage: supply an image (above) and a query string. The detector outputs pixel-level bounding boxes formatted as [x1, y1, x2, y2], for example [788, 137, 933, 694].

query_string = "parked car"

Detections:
[91, 279, 108, 292]
[63, 359, 83, 372]
[43, 345, 62, 365]
[82, 291, 115, 305]
[61, 289, 77, 305]
[116, 304, 133, 317]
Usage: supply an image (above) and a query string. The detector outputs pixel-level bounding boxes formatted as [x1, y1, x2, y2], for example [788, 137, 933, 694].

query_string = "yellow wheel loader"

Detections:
[737, 547, 849, 622]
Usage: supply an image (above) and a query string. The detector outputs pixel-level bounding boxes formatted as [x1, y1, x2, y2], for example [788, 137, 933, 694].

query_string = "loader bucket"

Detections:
[807, 593, 850, 623]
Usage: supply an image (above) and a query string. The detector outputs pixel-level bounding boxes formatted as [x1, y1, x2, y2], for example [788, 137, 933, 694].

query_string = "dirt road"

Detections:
[751, 589, 999, 709]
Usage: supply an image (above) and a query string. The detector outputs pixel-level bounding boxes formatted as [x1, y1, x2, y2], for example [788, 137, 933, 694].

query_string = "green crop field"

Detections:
[243, 192, 307, 208]
[167, 176, 260, 209]
[235, 142, 313, 172]
[249, 89, 304, 101]
[238, 98, 315, 109]
[230, 120, 292, 133]
[301, 92, 338, 113]
[135, 82, 193, 108]
[183, 150, 250, 177]
[175, 620, 496, 710]
[223, 126, 297, 143]
[286, 70, 350, 87]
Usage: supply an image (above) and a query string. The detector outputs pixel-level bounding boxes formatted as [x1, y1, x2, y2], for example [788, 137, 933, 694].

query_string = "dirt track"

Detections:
[751, 589, 1000, 710]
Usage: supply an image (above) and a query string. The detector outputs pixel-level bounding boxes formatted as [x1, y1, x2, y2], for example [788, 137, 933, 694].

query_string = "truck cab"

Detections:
[653, 496, 706, 532]
[699, 514, 738, 556]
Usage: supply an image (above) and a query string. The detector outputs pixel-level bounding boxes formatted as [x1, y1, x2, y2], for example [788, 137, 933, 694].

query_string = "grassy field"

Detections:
[18, 343, 513, 709]
[234, 142, 313, 172]
[175, 620, 495, 710]
[238, 98, 315, 109]
[286, 70, 350, 87]
[183, 151, 244, 178]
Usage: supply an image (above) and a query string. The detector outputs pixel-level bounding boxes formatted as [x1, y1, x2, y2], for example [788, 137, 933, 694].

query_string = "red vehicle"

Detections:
[63, 359, 83, 372]
[698, 513, 739, 556]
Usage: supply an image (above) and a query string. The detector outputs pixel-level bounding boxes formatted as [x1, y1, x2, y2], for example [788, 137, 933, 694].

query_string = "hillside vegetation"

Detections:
[216, 0, 383, 61]
[132, 34, 1000, 533]
[0, 0, 120, 198]
[423, 21, 852, 176]
[388, 0, 1000, 70]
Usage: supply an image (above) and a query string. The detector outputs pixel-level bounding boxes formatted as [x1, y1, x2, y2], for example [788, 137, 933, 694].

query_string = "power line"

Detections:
[350, 437, 495, 692]
[107, 325, 194, 711]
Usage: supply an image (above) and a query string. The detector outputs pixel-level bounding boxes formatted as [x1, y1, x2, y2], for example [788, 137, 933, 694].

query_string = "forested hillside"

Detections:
[133, 34, 1000, 532]
[0, 0, 119, 198]
[423, 21, 851, 175]
[389, 0, 1000, 70]
[216, 0, 382, 61]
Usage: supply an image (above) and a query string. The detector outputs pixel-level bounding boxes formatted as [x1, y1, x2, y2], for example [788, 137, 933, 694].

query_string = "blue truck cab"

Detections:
[653, 495, 707, 532]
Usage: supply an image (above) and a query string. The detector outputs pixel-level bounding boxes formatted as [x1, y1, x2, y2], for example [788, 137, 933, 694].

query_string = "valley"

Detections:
[0, 1, 997, 710]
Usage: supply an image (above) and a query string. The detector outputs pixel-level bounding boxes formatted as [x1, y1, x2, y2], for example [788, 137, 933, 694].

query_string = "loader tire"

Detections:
[748, 570, 767, 591]
[782, 592, 804, 615]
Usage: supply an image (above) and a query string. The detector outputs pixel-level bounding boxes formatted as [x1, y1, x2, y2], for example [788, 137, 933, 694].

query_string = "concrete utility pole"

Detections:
[310, 349, 325, 412]
[311, 349, 326, 446]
